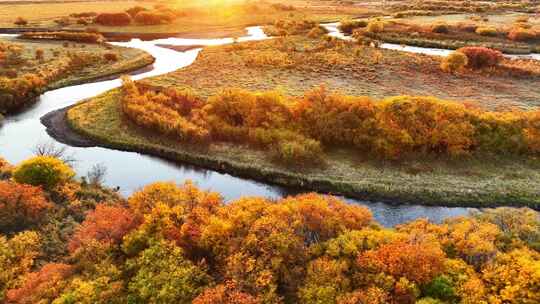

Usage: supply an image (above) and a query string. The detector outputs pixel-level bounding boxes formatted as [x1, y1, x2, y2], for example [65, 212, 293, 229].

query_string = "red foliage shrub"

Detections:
[103, 52, 118, 62]
[14, 17, 28, 26]
[6, 263, 73, 304]
[457, 46, 503, 69]
[134, 11, 175, 25]
[0, 181, 52, 232]
[95, 12, 132, 26]
[126, 6, 148, 17]
[68, 204, 141, 253]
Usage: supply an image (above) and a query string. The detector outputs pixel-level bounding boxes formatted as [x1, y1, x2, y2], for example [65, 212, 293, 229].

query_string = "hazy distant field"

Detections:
[0, 0, 155, 27]
[0, 0, 376, 35]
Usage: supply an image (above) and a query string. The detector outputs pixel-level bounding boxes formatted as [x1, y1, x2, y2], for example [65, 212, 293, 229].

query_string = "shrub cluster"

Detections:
[12, 156, 75, 189]
[307, 25, 329, 38]
[95, 12, 132, 26]
[338, 20, 368, 34]
[0, 74, 46, 112]
[440, 51, 468, 72]
[269, 19, 318, 36]
[475, 26, 498, 36]
[134, 11, 175, 25]
[121, 80, 540, 161]
[508, 27, 538, 42]
[431, 22, 449, 34]
[14, 17, 28, 26]
[366, 20, 385, 33]
[457, 46, 503, 69]
[120, 77, 210, 143]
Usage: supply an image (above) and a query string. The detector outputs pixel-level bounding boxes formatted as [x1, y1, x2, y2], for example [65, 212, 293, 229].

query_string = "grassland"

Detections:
[145, 36, 540, 109]
[368, 13, 540, 54]
[66, 35, 540, 208]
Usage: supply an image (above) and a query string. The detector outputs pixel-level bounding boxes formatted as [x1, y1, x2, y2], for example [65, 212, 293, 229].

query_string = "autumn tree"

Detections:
[126, 240, 211, 303]
[68, 204, 140, 253]
[5, 263, 73, 304]
[0, 181, 52, 233]
[0, 232, 40, 300]
[481, 248, 540, 303]
[193, 280, 261, 304]
[357, 240, 446, 284]
[12, 156, 75, 190]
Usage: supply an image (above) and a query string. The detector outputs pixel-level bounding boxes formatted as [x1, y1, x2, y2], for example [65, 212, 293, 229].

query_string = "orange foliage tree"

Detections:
[68, 204, 141, 253]
[6, 263, 73, 304]
[0, 181, 52, 232]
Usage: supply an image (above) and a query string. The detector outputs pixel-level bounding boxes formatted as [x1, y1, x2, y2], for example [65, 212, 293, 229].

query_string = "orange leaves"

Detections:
[121, 80, 540, 161]
[68, 204, 141, 253]
[6, 263, 73, 304]
[358, 241, 446, 285]
[444, 217, 501, 267]
[193, 281, 261, 304]
[0, 181, 52, 233]
[120, 77, 210, 143]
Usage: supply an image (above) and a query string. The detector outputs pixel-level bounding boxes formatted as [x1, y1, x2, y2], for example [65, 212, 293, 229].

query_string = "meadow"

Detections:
[0, 36, 153, 114]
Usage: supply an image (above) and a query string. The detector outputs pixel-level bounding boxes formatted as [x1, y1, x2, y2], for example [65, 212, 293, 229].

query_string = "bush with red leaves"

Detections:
[95, 12, 132, 26]
[6, 263, 73, 304]
[68, 204, 141, 253]
[457, 46, 503, 69]
[0, 181, 52, 233]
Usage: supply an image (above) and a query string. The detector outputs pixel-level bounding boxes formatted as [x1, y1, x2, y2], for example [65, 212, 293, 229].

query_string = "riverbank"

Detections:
[63, 89, 540, 209]
[0, 36, 155, 114]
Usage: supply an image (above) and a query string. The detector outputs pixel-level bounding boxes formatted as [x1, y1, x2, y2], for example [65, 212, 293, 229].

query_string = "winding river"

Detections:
[6, 24, 534, 226]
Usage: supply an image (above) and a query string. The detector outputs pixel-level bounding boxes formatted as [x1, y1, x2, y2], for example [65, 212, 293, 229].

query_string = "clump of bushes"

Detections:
[270, 19, 318, 36]
[103, 52, 118, 62]
[508, 27, 537, 42]
[366, 20, 384, 33]
[0, 181, 52, 233]
[95, 12, 132, 26]
[134, 11, 175, 25]
[440, 51, 468, 72]
[12, 156, 75, 190]
[14, 17, 28, 26]
[0, 73, 46, 113]
[456, 22, 478, 33]
[126, 6, 148, 17]
[431, 22, 449, 34]
[457, 46, 503, 68]
[120, 80, 540, 161]
[307, 26, 329, 38]
[475, 26, 498, 36]
[338, 20, 368, 34]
